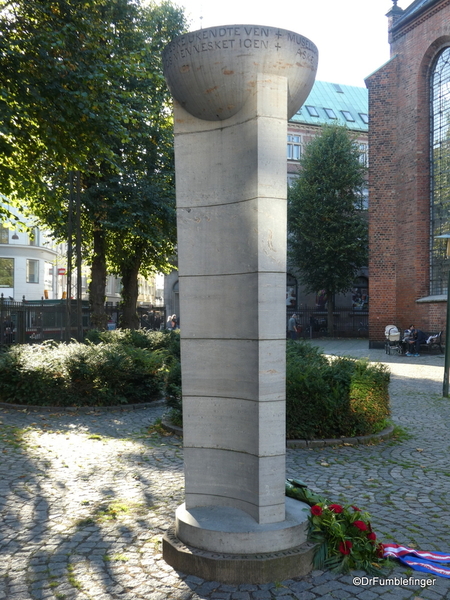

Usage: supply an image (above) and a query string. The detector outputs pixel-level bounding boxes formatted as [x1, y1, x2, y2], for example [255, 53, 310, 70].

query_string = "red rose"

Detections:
[339, 540, 353, 555]
[367, 532, 377, 541]
[352, 505, 361, 511]
[328, 504, 343, 513]
[353, 520, 368, 531]
[310, 505, 323, 516]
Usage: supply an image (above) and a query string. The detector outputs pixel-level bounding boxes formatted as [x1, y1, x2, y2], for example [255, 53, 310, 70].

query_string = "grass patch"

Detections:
[75, 499, 151, 528]
[392, 425, 412, 440]
[0, 424, 29, 449]
[104, 553, 129, 562]
[67, 564, 82, 590]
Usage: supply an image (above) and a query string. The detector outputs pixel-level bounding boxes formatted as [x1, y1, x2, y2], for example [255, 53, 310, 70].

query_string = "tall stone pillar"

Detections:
[162, 25, 318, 584]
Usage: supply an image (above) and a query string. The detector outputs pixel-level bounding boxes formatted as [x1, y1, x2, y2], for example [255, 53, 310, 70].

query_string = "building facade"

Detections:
[0, 205, 163, 314]
[366, 0, 450, 344]
[165, 80, 369, 326]
[286, 80, 369, 312]
[0, 222, 59, 301]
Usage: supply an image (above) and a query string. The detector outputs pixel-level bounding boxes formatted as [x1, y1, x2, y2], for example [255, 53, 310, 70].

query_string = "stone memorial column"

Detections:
[162, 25, 318, 583]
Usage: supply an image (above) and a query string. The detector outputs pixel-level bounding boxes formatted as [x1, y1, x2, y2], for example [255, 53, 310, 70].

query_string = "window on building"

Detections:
[114, 278, 122, 294]
[305, 105, 319, 117]
[359, 113, 369, 124]
[430, 47, 450, 295]
[0, 226, 9, 244]
[26, 259, 39, 283]
[353, 187, 369, 211]
[0, 258, 13, 287]
[287, 173, 299, 187]
[341, 110, 355, 122]
[324, 108, 337, 119]
[287, 134, 302, 160]
[332, 83, 344, 93]
[359, 143, 369, 167]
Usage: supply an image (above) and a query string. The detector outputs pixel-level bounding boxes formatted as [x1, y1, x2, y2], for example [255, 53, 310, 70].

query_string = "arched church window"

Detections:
[430, 47, 450, 294]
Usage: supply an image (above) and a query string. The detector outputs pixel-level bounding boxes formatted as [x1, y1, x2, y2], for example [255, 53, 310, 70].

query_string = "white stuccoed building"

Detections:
[0, 213, 61, 301]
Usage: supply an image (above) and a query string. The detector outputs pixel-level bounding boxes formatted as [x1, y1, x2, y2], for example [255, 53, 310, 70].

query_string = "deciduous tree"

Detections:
[0, 0, 186, 329]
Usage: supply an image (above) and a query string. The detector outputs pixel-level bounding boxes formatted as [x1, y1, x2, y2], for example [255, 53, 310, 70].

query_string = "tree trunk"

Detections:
[327, 291, 334, 338]
[120, 254, 141, 330]
[89, 228, 108, 330]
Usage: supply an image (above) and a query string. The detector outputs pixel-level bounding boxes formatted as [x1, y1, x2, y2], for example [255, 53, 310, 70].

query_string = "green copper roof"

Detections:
[290, 80, 368, 132]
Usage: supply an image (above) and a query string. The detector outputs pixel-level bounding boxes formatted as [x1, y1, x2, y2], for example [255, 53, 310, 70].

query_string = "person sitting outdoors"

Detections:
[405, 324, 427, 357]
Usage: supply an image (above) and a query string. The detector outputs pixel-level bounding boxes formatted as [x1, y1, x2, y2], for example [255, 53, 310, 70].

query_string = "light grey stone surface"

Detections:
[162, 25, 318, 121]
[180, 339, 285, 400]
[163, 25, 317, 540]
[1, 342, 450, 597]
[174, 497, 309, 554]
[182, 397, 285, 455]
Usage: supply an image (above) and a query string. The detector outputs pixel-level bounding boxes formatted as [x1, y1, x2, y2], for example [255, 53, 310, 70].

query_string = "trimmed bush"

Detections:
[286, 340, 390, 439]
[163, 338, 390, 439]
[0, 338, 167, 407]
[85, 328, 178, 352]
[0, 333, 390, 435]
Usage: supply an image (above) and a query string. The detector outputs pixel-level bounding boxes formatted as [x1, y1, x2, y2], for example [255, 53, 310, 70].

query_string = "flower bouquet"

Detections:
[308, 502, 385, 574]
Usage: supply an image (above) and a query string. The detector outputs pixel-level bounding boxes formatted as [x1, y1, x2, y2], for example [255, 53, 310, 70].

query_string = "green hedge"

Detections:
[286, 340, 390, 439]
[0, 331, 178, 407]
[166, 337, 390, 439]
[0, 333, 390, 437]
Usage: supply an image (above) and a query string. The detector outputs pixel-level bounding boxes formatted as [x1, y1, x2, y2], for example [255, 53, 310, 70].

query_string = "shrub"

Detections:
[0, 339, 166, 407]
[0, 333, 390, 434]
[162, 332, 182, 420]
[85, 328, 177, 352]
[286, 340, 390, 439]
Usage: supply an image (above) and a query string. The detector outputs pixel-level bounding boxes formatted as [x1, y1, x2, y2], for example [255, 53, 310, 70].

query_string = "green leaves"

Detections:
[0, 333, 171, 406]
[0, 0, 187, 323]
[285, 340, 390, 439]
[288, 124, 368, 297]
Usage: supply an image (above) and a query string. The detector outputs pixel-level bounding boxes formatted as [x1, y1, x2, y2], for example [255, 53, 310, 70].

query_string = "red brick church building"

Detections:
[367, 0, 450, 344]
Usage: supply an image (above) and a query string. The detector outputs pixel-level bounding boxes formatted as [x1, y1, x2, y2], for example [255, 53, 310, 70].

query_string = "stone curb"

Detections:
[161, 420, 395, 447]
[161, 419, 184, 436]
[286, 425, 395, 448]
[0, 398, 165, 413]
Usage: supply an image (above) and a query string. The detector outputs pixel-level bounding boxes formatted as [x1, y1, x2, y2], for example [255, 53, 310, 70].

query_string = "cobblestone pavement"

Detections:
[1, 341, 450, 599]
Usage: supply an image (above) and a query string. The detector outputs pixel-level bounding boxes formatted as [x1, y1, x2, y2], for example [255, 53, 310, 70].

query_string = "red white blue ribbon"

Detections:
[383, 543, 450, 578]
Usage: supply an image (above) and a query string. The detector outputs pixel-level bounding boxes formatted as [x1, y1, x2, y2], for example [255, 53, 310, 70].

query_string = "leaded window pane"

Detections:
[430, 47, 450, 294]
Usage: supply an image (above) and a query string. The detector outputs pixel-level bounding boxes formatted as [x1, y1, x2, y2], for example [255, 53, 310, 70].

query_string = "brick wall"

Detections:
[367, 0, 450, 342]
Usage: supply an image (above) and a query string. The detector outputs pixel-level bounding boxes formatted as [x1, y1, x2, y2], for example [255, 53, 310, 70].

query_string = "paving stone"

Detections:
[0, 346, 450, 599]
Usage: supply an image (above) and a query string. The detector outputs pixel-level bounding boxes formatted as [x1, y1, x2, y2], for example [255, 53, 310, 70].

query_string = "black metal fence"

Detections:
[287, 307, 369, 339]
[1, 294, 366, 346]
[0, 295, 167, 346]
[105, 302, 166, 332]
[0, 295, 91, 345]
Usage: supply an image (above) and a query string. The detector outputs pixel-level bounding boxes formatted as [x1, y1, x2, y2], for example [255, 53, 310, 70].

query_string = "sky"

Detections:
[175, 0, 401, 88]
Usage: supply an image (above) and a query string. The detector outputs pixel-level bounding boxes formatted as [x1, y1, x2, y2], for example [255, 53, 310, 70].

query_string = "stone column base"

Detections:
[162, 498, 315, 584]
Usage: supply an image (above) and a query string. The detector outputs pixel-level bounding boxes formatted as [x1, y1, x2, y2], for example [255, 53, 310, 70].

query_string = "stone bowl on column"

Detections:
[162, 24, 318, 584]
[163, 24, 318, 121]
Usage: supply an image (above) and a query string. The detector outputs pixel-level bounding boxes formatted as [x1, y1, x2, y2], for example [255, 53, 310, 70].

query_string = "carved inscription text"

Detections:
[163, 25, 318, 69]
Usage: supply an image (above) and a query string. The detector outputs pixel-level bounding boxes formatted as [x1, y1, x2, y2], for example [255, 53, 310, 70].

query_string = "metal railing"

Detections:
[0, 294, 91, 345]
[287, 306, 369, 338]
[0, 295, 167, 346]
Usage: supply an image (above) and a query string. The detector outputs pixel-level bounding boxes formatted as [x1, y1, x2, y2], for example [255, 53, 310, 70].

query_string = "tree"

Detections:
[0, 0, 186, 329]
[288, 125, 368, 335]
